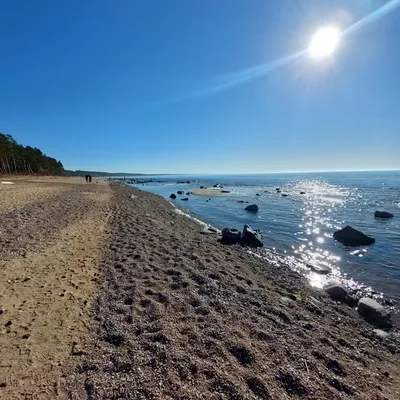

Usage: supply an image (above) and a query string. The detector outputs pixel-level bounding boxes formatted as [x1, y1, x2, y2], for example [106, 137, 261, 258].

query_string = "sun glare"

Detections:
[308, 26, 341, 59]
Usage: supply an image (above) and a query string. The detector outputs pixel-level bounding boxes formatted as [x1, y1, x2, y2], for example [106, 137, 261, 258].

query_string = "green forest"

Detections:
[0, 133, 64, 175]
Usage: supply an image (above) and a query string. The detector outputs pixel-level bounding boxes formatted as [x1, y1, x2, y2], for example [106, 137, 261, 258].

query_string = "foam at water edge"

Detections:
[171, 203, 219, 232]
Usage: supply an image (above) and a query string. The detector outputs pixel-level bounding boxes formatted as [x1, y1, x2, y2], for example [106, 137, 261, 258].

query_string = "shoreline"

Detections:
[133, 183, 400, 319]
[0, 179, 399, 398]
[67, 183, 399, 399]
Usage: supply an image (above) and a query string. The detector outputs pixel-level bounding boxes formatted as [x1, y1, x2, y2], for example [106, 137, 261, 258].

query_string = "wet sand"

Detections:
[192, 188, 232, 197]
[1, 178, 399, 399]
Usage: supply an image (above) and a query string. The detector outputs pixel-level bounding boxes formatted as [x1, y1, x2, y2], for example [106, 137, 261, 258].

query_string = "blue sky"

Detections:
[1, 0, 399, 173]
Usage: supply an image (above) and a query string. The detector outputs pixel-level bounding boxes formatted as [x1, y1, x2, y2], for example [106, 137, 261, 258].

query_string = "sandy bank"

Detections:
[192, 188, 232, 197]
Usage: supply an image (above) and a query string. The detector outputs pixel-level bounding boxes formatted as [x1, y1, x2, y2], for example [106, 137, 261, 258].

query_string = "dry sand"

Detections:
[0, 177, 111, 399]
[0, 178, 399, 399]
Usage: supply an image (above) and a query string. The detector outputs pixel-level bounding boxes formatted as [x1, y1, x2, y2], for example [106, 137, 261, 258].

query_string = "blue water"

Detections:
[129, 171, 400, 303]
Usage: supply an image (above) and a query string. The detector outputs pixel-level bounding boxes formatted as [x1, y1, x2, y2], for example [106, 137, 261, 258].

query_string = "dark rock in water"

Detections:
[324, 284, 348, 302]
[333, 226, 375, 246]
[177, 190, 184, 195]
[300, 191, 306, 195]
[186, 192, 191, 195]
[256, 193, 261, 196]
[200, 186, 205, 189]
[307, 263, 332, 274]
[281, 194, 289, 197]
[275, 188, 280, 191]
[357, 298, 392, 328]
[220, 190, 230, 193]
[375, 211, 394, 219]
[237, 200, 245, 203]
[213, 183, 221, 188]
[186, 181, 191, 184]
[221, 228, 241, 244]
[241, 224, 263, 248]
[169, 193, 176, 199]
[245, 204, 259, 213]
[181, 198, 189, 201]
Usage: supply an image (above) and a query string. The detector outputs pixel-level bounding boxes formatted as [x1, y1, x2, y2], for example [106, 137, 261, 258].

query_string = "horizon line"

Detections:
[83, 168, 400, 176]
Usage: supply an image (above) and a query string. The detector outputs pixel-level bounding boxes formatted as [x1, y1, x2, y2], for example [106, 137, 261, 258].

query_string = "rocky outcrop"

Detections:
[221, 228, 241, 244]
[181, 198, 189, 201]
[241, 225, 263, 248]
[169, 194, 176, 199]
[177, 191, 184, 195]
[300, 191, 306, 195]
[357, 298, 392, 328]
[333, 226, 375, 246]
[281, 194, 288, 197]
[245, 204, 258, 213]
[375, 211, 394, 219]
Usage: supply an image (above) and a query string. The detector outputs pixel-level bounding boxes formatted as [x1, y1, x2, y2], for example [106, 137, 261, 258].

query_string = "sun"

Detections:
[308, 26, 341, 59]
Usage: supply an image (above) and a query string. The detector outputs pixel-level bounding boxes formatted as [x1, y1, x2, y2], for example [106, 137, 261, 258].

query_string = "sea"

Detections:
[128, 171, 400, 310]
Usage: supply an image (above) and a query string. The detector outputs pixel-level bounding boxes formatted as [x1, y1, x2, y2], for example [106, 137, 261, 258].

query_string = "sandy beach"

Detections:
[0, 178, 399, 399]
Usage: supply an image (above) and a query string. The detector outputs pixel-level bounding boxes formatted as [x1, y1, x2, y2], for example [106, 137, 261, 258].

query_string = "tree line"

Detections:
[0, 133, 64, 175]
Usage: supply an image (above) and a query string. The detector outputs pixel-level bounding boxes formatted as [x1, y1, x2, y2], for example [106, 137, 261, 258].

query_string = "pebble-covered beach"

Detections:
[0, 178, 399, 399]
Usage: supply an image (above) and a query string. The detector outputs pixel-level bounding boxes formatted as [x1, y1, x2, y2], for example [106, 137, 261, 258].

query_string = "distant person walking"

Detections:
[88, 175, 92, 183]
[85, 175, 88, 183]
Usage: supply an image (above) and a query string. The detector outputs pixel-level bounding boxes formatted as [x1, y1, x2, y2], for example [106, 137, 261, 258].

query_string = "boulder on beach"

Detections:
[221, 228, 241, 244]
[375, 211, 394, 219]
[181, 198, 189, 201]
[324, 283, 348, 302]
[241, 224, 263, 248]
[307, 263, 332, 274]
[357, 298, 392, 328]
[177, 191, 184, 195]
[333, 226, 375, 246]
[169, 193, 176, 199]
[245, 204, 258, 213]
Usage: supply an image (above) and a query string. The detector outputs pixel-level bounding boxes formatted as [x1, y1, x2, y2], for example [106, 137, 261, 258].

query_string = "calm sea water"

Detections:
[129, 171, 400, 305]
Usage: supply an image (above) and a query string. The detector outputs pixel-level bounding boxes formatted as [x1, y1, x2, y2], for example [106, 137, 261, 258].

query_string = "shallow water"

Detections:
[129, 171, 400, 303]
